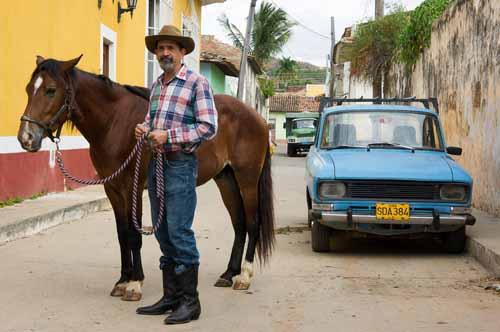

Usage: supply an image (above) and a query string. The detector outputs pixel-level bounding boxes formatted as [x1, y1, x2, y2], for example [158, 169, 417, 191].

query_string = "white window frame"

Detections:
[145, 0, 174, 87]
[100, 24, 117, 80]
[181, 14, 200, 73]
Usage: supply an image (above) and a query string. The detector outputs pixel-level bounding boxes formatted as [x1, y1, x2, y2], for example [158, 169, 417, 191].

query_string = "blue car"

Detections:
[306, 99, 475, 253]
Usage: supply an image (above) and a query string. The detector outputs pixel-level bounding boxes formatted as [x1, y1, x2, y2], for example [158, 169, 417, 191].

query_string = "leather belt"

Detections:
[164, 150, 188, 161]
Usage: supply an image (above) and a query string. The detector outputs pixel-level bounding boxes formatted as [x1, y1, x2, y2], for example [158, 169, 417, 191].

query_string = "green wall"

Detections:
[200, 62, 226, 94]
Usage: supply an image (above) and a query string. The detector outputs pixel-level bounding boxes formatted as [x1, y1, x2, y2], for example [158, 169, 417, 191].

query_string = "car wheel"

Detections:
[441, 226, 466, 254]
[287, 145, 295, 157]
[311, 220, 331, 252]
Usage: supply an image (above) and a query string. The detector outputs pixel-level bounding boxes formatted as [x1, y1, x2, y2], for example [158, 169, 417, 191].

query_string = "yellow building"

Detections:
[0, 0, 224, 200]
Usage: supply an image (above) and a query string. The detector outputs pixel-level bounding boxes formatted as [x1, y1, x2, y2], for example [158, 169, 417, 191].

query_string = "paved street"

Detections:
[1, 149, 500, 332]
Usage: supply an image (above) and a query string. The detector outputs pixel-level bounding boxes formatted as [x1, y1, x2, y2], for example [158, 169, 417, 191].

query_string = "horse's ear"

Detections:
[36, 55, 45, 66]
[61, 54, 83, 72]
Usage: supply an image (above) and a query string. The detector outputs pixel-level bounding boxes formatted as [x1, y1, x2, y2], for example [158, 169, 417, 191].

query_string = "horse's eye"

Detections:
[45, 87, 56, 97]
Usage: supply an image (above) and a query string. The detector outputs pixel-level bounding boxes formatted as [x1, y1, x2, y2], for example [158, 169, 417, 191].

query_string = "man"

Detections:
[134, 25, 217, 325]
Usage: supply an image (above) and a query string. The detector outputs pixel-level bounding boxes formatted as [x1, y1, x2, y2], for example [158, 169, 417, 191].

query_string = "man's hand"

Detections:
[148, 130, 168, 148]
[135, 124, 148, 140]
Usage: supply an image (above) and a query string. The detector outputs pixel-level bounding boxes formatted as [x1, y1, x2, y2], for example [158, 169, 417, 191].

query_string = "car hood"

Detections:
[329, 149, 453, 182]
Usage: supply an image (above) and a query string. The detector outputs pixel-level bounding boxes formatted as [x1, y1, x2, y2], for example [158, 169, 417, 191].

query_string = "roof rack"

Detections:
[318, 97, 440, 114]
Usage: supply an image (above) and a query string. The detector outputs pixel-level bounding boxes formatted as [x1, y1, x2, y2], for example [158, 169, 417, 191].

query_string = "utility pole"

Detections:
[373, 0, 384, 98]
[328, 16, 335, 98]
[237, 0, 257, 101]
[375, 0, 384, 18]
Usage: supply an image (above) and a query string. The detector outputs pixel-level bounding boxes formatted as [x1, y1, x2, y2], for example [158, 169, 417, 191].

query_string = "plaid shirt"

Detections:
[144, 65, 218, 153]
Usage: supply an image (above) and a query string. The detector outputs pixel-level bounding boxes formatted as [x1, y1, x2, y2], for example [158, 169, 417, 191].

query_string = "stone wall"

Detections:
[387, 0, 500, 215]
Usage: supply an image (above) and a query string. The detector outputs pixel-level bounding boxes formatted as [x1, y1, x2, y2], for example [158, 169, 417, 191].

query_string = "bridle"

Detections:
[20, 74, 75, 143]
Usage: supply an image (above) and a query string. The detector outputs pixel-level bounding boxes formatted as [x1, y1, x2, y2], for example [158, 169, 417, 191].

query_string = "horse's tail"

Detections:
[256, 147, 275, 265]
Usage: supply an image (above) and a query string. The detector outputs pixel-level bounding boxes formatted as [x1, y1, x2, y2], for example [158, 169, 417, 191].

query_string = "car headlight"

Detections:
[319, 182, 346, 199]
[440, 184, 467, 201]
[288, 137, 296, 143]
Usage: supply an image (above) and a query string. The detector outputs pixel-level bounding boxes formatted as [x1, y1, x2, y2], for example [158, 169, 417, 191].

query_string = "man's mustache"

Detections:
[160, 56, 173, 63]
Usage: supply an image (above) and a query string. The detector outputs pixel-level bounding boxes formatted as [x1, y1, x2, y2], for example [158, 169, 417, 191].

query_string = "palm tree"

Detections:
[276, 56, 298, 79]
[218, 1, 296, 65]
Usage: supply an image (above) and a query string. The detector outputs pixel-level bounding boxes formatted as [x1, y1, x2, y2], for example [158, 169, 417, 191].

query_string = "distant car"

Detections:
[305, 98, 475, 253]
[283, 112, 319, 157]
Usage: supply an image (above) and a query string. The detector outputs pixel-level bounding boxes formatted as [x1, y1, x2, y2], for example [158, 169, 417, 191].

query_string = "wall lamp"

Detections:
[118, 0, 138, 23]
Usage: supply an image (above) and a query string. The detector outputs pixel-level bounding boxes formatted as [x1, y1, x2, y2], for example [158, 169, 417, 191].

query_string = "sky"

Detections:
[201, 0, 425, 67]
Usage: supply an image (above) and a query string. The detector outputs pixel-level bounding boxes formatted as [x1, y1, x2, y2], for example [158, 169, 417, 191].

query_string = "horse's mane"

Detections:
[34, 59, 150, 101]
[124, 85, 151, 100]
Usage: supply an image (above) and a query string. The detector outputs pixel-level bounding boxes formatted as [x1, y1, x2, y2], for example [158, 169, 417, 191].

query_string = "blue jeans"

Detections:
[147, 152, 199, 274]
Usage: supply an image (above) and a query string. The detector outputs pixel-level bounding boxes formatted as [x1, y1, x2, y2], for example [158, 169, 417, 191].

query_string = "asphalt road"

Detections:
[1, 148, 499, 332]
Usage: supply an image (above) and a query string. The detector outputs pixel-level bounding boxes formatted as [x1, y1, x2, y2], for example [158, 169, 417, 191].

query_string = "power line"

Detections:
[268, 0, 330, 40]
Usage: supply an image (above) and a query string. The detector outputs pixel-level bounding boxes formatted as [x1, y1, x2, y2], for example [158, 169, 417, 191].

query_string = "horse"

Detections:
[17, 55, 275, 301]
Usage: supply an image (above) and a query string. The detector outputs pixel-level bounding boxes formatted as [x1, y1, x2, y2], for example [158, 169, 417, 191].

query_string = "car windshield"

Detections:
[293, 119, 316, 129]
[320, 111, 443, 150]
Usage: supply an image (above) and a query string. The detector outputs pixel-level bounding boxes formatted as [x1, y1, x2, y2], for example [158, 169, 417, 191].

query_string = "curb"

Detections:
[467, 236, 500, 277]
[0, 197, 110, 245]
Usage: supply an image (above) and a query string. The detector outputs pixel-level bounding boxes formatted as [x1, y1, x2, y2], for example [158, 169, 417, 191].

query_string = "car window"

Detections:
[321, 111, 443, 150]
[293, 119, 316, 129]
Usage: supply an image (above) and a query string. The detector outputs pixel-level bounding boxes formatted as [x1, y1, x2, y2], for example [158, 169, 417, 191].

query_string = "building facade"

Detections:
[0, 0, 222, 201]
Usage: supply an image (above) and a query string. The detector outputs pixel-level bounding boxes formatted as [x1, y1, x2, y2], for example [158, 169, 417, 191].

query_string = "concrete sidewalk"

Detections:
[1, 183, 500, 279]
[0, 185, 110, 245]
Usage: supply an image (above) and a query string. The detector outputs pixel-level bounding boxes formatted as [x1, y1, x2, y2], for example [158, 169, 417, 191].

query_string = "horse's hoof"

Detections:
[121, 290, 142, 301]
[110, 284, 127, 297]
[214, 278, 233, 287]
[233, 279, 250, 290]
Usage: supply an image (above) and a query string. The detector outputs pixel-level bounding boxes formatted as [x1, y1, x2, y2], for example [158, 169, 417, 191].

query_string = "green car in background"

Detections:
[283, 112, 320, 157]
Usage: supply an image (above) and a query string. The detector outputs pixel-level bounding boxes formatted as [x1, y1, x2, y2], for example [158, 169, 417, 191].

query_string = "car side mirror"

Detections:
[446, 146, 462, 156]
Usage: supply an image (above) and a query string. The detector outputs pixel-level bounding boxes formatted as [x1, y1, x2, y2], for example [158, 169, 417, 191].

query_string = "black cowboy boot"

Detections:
[164, 265, 201, 324]
[136, 264, 180, 315]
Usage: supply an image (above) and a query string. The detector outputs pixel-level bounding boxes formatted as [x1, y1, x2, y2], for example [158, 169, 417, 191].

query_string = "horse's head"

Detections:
[18, 55, 82, 152]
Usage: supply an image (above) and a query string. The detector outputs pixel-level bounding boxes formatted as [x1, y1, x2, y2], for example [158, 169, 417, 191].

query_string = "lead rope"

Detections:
[55, 134, 164, 235]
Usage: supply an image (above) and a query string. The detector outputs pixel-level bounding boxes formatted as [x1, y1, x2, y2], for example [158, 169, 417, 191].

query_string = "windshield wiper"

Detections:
[325, 145, 359, 150]
[367, 142, 415, 153]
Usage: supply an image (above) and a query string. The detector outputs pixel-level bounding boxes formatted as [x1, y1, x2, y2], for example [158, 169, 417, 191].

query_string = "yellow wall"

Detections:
[1, 0, 147, 137]
[306, 84, 325, 97]
[1, 0, 204, 137]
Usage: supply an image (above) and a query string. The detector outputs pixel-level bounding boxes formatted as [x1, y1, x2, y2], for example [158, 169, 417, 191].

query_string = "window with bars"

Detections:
[146, 0, 174, 87]
[182, 15, 200, 73]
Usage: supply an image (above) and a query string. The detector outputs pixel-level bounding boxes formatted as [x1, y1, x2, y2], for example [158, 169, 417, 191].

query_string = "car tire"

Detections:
[311, 220, 331, 252]
[287, 145, 295, 157]
[441, 226, 466, 254]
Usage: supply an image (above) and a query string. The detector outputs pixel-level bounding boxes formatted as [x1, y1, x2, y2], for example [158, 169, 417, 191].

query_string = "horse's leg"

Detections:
[122, 184, 144, 301]
[232, 171, 260, 291]
[122, 201, 145, 301]
[106, 186, 132, 298]
[213, 166, 247, 287]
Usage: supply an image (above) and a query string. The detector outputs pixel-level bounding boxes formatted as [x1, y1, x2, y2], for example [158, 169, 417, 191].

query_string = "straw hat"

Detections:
[145, 25, 195, 54]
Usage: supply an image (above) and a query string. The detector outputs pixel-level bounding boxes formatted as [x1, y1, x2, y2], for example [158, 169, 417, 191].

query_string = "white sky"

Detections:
[201, 0, 425, 67]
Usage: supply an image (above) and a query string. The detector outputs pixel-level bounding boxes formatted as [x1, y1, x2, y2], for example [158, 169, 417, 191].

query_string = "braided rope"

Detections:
[55, 135, 164, 236]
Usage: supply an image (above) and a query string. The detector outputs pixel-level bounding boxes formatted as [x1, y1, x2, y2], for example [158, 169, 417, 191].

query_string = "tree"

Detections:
[349, 5, 409, 81]
[218, 1, 296, 65]
[276, 56, 298, 79]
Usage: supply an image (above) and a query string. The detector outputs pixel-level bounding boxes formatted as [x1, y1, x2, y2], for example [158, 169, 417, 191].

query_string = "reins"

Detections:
[21, 71, 163, 235]
[55, 135, 164, 236]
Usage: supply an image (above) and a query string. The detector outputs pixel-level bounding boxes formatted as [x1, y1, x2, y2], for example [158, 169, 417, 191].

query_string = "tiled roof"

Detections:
[269, 94, 320, 113]
[201, 35, 263, 75]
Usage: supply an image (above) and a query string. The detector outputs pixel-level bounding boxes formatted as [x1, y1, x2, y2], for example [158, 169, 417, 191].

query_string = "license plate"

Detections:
[299, 137, 313, 143]
[375, 203, 410, 221]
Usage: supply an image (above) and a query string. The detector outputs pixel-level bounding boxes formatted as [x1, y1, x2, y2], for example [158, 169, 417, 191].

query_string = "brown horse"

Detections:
[17, 55, 275, 300]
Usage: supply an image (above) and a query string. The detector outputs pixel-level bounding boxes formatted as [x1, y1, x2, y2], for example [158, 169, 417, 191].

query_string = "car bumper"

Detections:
[311, 210, 475, 235]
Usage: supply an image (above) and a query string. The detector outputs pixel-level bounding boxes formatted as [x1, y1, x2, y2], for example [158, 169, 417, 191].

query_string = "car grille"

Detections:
[346, 181, 440, 200]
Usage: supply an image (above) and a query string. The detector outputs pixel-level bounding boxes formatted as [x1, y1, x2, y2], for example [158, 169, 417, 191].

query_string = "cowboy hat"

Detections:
[145, 25, 195, 55]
